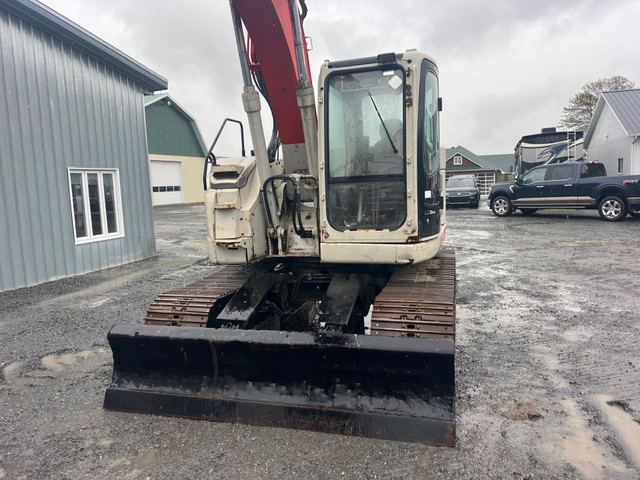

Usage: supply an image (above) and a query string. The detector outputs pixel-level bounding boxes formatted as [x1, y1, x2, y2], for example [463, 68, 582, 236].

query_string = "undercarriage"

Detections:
[104, 249, 456, 445]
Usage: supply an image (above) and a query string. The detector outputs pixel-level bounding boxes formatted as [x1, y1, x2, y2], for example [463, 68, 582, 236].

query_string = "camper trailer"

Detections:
[515, 128, 583, 176]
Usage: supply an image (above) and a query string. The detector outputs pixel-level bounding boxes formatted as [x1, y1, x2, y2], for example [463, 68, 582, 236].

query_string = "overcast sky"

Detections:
[41, 0, 640, 156]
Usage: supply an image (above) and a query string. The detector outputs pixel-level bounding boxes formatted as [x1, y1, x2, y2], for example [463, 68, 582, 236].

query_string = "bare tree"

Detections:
[559, 76, 635, 132]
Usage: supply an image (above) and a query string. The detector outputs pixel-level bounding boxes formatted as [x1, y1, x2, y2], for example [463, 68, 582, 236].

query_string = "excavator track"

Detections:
[144, 265, 250, 327]
[105, 250, 456, 445]
[371, 248, 456, 339]
[145, 250, 456, 334]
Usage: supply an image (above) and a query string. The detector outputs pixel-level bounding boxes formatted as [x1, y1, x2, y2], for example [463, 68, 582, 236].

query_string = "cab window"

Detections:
[580, 163, 606, 178]
[421, 70, 439, 176]
[325, 67, 406, 230]
[549, 164, 573, 181]
[521, 167, 548, 184]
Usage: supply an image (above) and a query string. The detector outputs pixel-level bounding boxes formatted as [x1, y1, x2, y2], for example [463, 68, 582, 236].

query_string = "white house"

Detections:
[584, 89, 640, 175]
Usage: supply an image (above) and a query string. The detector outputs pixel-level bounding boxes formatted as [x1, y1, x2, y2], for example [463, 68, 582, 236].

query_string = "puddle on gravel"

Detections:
[87, 297, 111, 308]
[39, 269, 155, 307]
[180, 240, 207, 249]
[560, 326, 594, 343]
[456, 230, 494, 239]
[561, 399, 628, 479]
[593, 394, 640, 468]
[41, 348, 107, 373]
[39, 258, 197, 307]
[550, 240, 606, 248]
[536, 345, 638, 475]
[554, 286, 583, 314]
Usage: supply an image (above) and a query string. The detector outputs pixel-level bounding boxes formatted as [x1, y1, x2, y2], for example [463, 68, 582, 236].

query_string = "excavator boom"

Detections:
[231, 0, 310, 148]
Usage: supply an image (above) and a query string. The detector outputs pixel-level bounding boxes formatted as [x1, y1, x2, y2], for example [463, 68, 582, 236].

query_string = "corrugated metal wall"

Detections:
[587, 106, 631, 175]
[0, 9, 155, 292]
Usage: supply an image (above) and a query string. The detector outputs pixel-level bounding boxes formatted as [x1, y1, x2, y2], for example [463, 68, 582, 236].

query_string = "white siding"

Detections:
[633, 137, 640, 174]
[586, 105, 633, 175]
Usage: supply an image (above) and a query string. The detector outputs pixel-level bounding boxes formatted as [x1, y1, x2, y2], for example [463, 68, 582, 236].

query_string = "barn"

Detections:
[144, 94, 207, 205]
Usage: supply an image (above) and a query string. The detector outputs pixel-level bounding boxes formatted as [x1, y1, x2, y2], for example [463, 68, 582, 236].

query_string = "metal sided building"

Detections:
[584, 89, 640, 176]
[0, 0, 167, 292]
[144, 94, 207, 205]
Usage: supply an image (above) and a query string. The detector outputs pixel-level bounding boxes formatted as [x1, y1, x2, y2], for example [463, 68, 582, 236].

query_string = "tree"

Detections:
[559, 76, 636, 132]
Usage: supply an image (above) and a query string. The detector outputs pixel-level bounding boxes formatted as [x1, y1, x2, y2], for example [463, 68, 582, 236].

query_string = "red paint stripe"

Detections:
[231, 0, 313, 145]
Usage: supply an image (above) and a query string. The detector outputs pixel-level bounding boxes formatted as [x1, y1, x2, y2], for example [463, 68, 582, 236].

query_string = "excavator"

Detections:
[104, 0, 456, 446]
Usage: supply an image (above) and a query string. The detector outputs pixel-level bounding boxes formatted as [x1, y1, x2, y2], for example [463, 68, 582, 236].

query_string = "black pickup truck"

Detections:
[488, 162, 640, 221]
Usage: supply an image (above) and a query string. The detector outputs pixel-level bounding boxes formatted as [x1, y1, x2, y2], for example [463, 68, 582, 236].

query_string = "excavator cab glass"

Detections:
[325, 67, 406, 231]
[417, 60, 442, 238]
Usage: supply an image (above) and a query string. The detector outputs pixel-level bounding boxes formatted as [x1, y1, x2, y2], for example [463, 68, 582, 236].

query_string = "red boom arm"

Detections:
[230, 0, 312, 147]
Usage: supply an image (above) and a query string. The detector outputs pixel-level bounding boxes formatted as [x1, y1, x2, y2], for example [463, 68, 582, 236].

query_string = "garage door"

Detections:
[151, 161, 183, 205]
[475, 172, 496, 195]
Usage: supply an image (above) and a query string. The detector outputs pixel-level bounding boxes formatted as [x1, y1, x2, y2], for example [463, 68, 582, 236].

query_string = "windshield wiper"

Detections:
[368, 92, 398, 154]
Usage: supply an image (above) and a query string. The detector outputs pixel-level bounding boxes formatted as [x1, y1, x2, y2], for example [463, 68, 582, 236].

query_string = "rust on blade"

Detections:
[371, 248, 456, 339]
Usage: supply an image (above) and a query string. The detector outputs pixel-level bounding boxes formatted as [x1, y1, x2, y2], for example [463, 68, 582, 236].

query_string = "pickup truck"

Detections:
[488, 162, 640, 221]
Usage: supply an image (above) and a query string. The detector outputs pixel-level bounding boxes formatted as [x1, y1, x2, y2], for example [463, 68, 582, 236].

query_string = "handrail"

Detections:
[203, 118, 246, 190]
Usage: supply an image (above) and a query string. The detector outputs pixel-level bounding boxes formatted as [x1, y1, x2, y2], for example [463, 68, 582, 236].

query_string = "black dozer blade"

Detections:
[104, 324, 455, 445]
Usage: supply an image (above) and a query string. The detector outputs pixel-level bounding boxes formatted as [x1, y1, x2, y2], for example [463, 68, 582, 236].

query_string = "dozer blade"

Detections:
[104, 324, 455, 445]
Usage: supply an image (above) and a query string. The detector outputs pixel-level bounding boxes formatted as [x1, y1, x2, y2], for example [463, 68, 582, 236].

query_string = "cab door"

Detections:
[417, 60, 442, 238]
[546, 164, 577, 205]
[512, 166, 548, 207]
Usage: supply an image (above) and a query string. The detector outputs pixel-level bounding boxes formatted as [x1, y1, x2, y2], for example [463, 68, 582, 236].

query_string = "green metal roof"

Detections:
[446, 146, 481, 164]
[446, 165, 481, 171]
[144, 94, 207, 157]
[446, 146, 515, 173]
[479, 154, 515, 172]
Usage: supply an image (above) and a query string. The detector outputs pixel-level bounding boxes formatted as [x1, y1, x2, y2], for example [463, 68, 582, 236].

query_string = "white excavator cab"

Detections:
[318, 51, 446, 264]
[204, 51, 446, 266]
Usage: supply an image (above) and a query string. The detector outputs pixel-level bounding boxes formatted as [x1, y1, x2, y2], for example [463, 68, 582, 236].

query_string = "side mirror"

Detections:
[515, 177, 523, 185]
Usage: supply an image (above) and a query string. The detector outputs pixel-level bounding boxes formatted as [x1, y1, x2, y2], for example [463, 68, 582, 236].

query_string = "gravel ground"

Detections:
[1, 202, 639, 479]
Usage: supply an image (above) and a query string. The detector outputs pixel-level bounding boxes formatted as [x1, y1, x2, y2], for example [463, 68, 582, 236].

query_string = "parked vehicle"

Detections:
[514, 128, 583, 176]
[488, 162, 640, 221]
[446, 174, 480, 208]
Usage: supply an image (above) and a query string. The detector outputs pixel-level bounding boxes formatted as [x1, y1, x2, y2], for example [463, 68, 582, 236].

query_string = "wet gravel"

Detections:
[1, 202, 639, 479]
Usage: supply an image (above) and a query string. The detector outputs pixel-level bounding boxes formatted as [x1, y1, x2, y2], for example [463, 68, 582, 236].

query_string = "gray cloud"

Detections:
[42, 0, 640, 156]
